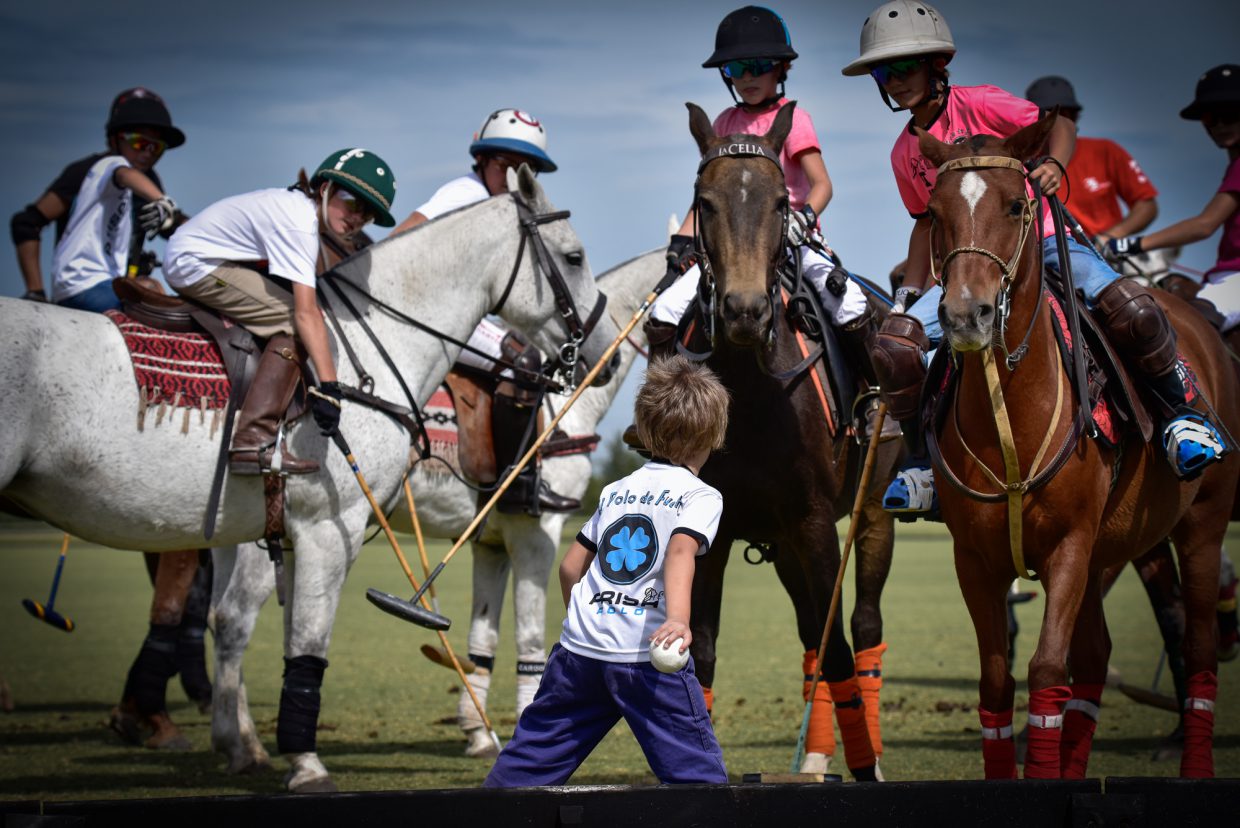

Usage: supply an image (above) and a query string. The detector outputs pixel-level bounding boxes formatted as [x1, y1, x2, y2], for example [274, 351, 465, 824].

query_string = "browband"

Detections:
[698, 141, 783, 174]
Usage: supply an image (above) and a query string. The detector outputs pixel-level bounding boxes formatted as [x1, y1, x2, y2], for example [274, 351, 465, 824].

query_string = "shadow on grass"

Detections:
[887, 676, 978, 691]
[317, 739, 476, 760]
[0, 701, 119, 714]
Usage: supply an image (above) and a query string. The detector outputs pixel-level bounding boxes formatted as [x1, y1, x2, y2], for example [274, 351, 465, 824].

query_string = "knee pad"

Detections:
[1094, 280, 1178, 376]
[872, 314, 930, 422]
[497, 332, 543, 404]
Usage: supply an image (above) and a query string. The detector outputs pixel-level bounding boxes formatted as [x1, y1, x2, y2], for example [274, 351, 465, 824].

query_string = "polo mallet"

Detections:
[332, 431, 501, 752]
[402, 477, 439, 614]
[22, 534, 75, 632]
[791, 403, 887, 772]
[367, 264, 685, 631]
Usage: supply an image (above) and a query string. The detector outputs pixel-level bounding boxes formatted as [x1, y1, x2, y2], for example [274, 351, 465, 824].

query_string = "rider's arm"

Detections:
[1027, 115, 1076, 197]
[1097, 197, 1158, 244]
[1140, 191, 1240, 251]
[113, 167, 166, 202]
[799, 150, 833, 218]
[292, 282, 337, 384]
[391, 211, 429, 235]
[12, 192, 68, 294]
[899, 216, 933, 298]
[559, 541, 595, 608]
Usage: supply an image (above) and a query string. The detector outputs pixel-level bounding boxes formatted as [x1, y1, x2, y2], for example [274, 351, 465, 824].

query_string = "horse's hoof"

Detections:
[799, 752, 830, 774]
[108, 703, 144, 746]
[228, 755, 273, 775]
[285, 769, 337, 794]
[197, 698, 213, 715]
[463, 728, 500, 759]
[144, 712, 192, 751]
[1152, 725, 1184, 762]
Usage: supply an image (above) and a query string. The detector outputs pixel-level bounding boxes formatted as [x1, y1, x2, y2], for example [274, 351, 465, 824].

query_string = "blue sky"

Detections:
[4, 0, 1236, 448]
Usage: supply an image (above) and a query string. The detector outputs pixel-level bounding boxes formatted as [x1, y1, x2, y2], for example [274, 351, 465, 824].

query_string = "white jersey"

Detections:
[50, 155, 133, 302]
[164, 188, 318, 290]
[561, 462, 723, 663]
[414, 173, 489, 221]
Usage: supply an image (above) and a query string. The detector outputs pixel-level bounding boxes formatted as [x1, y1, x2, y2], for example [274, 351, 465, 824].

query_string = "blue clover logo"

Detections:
[598, 515, 659, 585]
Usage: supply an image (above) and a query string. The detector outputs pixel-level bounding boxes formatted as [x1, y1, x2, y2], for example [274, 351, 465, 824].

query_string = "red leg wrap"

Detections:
[1024, 685, 1071, 779]
[854, 642, 887, 759]
[1181, 671, 1217, 778]
[1060, 683, 1103, 779]
[801, 650, 835, 757]
[978, 707, 1017, 780]
[829, 677, 876, 773]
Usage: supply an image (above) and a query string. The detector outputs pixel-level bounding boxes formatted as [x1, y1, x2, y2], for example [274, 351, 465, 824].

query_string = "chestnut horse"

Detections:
[921, 115, 1239, 779]
[680, 102, 900, 779]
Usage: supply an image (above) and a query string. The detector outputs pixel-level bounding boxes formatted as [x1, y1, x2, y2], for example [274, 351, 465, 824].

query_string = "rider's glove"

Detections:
[21, 289, 47, 303]
[892, 285, 922, 315]
[139, 196, 178, 240]
[1105, 235, 1144, 261]
[665, 234, 697, 274]
[308, 381, 344, 437]
[787, 204, 817, 248]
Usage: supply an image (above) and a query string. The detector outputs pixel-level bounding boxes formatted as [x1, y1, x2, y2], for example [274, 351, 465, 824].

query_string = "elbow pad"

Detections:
[11, 203, 50, 245]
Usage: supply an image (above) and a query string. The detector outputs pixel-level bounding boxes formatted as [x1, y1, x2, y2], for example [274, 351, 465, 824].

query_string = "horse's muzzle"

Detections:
[939, 300, 995, 353]
[721, 290, 772, 346]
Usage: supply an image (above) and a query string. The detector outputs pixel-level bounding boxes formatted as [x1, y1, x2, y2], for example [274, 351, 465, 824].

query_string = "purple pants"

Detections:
[483, 644, 727, 786]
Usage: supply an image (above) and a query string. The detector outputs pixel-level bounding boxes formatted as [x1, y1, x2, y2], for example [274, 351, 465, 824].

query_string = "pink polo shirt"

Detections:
[1205, 155, 1240, 283]
[891, 84, 1055, 238]
[713, 97, 822, 213]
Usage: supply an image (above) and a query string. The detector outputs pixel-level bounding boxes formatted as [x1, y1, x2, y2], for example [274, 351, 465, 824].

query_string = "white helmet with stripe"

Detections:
[468, 109, 557, 173]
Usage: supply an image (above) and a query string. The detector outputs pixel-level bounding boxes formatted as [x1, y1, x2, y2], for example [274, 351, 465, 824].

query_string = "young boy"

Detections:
[484, 355, 731, 786]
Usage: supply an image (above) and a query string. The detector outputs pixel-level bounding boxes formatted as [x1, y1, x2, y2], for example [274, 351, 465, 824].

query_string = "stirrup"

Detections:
[1162, 411, 1227, 480]
[883, 466, 939, 521]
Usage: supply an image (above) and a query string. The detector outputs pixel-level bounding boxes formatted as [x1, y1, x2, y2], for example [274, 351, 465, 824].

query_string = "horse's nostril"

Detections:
[977, 304, 994, 323]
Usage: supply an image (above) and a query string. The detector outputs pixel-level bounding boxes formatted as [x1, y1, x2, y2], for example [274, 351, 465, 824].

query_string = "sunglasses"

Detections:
[332, 188, 376, 222]
[722, 59, 778, 79]
[868, 58, 925, 86]
[119, 132, 167, 155]
[488, 154, 537, 177]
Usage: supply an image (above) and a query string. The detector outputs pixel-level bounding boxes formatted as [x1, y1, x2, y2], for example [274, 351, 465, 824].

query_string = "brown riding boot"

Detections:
[622, 319, 680, 453]
[229, 334, 320, 475]
[839, 307, 881, 390]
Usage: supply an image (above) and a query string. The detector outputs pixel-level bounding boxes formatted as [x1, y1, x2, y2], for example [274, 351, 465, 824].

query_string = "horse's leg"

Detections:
[1131, 541, 1189, 759]
[1170, 499, 1227, 778]
[689, 535, 732, 715]
[177, 551, 214, 713]
[112, 548, 200, 751]
[1060, 571, 1110, 779]
[458, 539, 510, 759]
[209, 543, 274, 774]
[850, 463, 897, 764]
[954, 545, 1018, 779]
[510, 524, 557, 718]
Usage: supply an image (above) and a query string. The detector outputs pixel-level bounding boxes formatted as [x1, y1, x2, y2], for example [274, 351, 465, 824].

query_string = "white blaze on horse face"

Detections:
[740, 168, 751, 203]
[960, 171, 987, 241]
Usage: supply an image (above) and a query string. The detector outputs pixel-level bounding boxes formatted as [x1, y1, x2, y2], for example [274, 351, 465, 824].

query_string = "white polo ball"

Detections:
[650, 637, 689, 673]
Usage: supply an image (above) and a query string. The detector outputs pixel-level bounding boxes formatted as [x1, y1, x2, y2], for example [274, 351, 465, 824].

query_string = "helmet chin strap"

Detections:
[317, 181, 353, 267]
[876, 76, 949, 115]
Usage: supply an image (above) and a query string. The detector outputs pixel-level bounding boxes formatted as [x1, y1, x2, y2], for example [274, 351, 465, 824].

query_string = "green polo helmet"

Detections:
[311, 148, 397, 227]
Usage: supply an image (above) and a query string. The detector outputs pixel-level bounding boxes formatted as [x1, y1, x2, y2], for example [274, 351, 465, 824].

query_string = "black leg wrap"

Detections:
[177, 557, 213, 704]
[125, 623, 180, 715]
[516, 661, 545, 676]
[277, 655, 328, 755]
[469, 653, 496, 672]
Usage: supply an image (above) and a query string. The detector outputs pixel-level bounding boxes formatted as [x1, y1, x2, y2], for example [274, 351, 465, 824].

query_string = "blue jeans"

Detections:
[483, 644, 727, 786]
[57, 279, 121, 313]
[906, 235, 1121, 350]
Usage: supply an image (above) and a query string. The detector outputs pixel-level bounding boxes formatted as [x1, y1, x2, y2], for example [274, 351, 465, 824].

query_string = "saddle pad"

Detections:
[105, 309, 230, 416]
[1044, 293, 1121, 445]
[425, 385, 461, 456]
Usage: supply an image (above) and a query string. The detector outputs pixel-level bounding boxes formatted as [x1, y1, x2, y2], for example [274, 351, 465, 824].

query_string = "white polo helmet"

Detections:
[841, 1, 955, 77]
[468, 108, 557, 173]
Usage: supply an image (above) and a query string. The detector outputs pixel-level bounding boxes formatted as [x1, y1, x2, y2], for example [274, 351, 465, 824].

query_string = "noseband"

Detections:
[692, 141, 789, 348]
[930, 155, 1039, 370]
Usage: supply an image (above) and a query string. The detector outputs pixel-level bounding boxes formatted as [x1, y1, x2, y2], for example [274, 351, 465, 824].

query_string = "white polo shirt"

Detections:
[414, 173, 490, 221]
[50, 155, 133, 301]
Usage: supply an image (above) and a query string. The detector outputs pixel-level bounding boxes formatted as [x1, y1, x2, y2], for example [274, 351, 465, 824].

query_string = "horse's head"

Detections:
[918, 113, 1056, 353]
[688, 101, 793, 348]
[500, 165, 620, 386]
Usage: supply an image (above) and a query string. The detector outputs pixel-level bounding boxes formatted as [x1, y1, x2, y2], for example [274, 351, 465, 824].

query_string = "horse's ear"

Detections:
[915, 126, 951, 168]
[764, 101, 797, 154]
[687, 102, 716, 155]
[1003, 110, 1057, 164]
[514, 163, 548, 210]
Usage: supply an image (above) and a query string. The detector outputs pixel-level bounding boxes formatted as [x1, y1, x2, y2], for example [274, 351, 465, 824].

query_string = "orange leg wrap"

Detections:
[801, 651, 835, 757]
[1181, 671, 1217, 778]
[854, 642, 887, 759]
[829, 676, 876, 773]
[701, 685, 714, 716]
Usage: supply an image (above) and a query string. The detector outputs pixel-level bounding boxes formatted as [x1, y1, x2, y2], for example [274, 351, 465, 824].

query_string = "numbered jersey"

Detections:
[561, 462, 722, 663]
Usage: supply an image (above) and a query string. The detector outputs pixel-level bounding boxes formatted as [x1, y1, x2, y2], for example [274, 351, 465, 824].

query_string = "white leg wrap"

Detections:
[457, 667, 491, 732]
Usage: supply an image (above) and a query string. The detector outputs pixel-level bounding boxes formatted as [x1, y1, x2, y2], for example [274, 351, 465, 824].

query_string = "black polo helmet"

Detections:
[106, 87, 186, 148]
[702, 6, 798, 68]
[1025, 76, 1081, 113]
[1181, 64, 1240, 120]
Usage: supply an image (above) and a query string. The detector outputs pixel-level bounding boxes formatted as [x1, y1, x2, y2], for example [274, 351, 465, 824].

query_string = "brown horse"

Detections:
[922, 114, 1239, 779]
[679, 102, 900, 779]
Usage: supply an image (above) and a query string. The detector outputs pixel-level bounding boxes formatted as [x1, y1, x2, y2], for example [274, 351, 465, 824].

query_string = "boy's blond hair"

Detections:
[634, 355, 730, 466]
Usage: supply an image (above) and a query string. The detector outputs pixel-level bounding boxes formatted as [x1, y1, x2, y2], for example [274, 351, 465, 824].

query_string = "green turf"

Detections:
[1, 517, 1236, 799]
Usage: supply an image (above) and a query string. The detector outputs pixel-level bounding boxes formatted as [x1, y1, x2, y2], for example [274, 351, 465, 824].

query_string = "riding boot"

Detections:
[1093, 279, 1229, 479]
[492, 395, 580, 516]
[622, 319, 680, 453]
[839, 307, 881, 390]
[229, 334, 319, 475]
[871, 314, 939, 516]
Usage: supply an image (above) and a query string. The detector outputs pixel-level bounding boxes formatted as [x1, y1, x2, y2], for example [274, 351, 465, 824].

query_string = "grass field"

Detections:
[1, 517, 1237, 800]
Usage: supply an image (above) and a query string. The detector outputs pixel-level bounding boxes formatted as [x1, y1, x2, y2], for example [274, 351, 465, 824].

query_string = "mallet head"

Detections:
[22, 598, 74, 632]
[365, 588, 451, 630]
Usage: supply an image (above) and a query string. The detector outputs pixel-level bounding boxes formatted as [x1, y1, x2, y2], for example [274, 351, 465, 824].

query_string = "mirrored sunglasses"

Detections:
[722, 59, 778, 80]
[120, 132, 167, 155]
[333, 188, 377, 222]
[868, 58, 925, 86]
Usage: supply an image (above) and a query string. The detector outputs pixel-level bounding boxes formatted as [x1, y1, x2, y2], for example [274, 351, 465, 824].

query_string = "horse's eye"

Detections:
[777, 196, 789, 213]
[565, 251, 584, 267]
[699, 198, 717, 216]
[1009, 199, 1025, 217]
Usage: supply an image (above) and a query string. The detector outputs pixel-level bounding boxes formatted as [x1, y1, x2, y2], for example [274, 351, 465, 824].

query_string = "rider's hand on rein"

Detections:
[308, 381, 344, 437]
